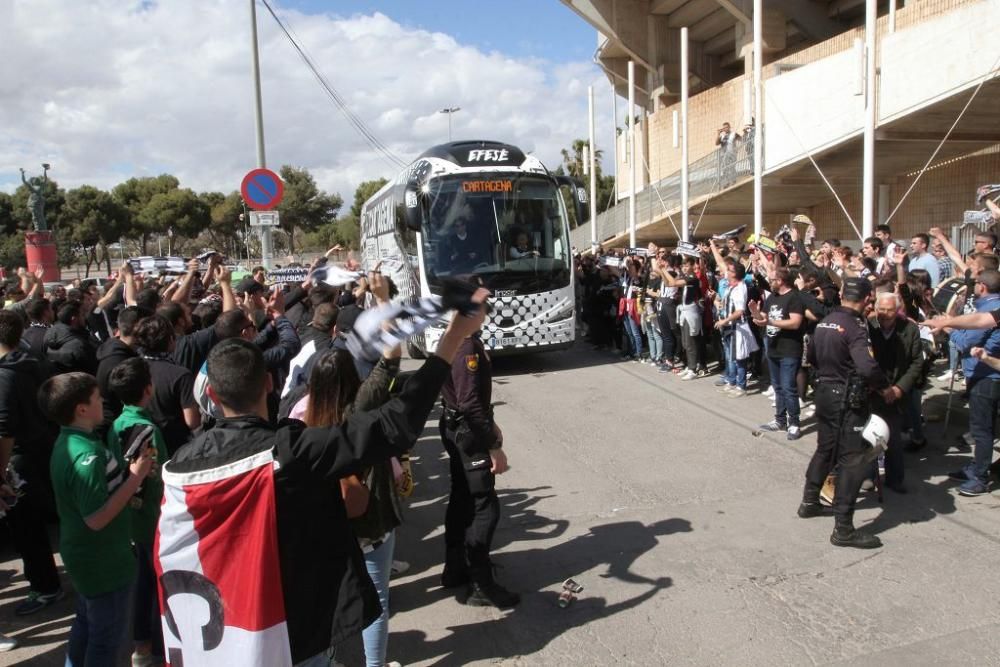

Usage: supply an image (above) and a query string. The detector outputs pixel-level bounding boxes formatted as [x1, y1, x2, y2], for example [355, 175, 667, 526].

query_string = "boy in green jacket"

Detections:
[108, 358, 168, 666]
[41, 372, 154, 666]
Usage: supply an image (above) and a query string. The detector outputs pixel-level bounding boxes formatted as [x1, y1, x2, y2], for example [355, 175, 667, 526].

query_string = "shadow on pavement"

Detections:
[380, 517, 690, 666]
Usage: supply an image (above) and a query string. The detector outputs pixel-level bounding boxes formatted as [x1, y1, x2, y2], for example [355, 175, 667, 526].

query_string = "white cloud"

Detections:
[0, 0, 616, 204]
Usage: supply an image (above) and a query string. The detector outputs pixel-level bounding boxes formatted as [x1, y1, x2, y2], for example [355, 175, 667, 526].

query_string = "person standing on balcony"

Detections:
[716, 122, 740, 187]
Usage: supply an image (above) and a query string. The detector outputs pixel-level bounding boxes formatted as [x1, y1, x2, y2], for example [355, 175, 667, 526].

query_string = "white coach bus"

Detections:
[359, 140, 589, 357]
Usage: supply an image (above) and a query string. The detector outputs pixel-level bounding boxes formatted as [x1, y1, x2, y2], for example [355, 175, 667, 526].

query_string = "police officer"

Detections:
[798, 278, 892, 549]
[439, 330, 518, 608]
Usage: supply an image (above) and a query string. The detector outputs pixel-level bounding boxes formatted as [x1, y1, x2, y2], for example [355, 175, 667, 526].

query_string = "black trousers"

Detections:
[439, 419, 500, 577]
[803, 384, 872, 519]
[872, 405, 904, 487]
[6, 468, 60, 594]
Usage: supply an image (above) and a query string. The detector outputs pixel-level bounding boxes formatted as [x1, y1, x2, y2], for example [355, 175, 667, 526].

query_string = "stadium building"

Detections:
[561, 0, 1000, 252]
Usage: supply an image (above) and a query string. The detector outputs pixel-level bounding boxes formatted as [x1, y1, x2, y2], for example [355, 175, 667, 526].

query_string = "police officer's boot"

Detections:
[797, 483, 823, 518]
[441, 546, 469, 589]
[830, 515, 882, 549]
[465, 554, 520, 609]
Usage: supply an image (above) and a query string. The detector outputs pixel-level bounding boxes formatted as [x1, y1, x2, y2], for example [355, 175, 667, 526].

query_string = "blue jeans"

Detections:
[66, 582, 132, 667]
[968, 378, 1000, 482]
[722, 335, 747, 389]
[623, 316, 643, 357]
[643, 316, 663, 361]
[362, 530, 395, 667]
[768, 356, 801, 426]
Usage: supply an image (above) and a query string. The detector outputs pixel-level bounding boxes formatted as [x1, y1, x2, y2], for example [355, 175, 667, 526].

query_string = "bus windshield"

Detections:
[420, 174, 571, 291]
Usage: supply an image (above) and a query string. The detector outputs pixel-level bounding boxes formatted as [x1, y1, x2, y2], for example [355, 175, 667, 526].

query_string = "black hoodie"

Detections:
[44, 322, 98, 375]
[96, 337, 139, 431]
[0, 350, 58, 475]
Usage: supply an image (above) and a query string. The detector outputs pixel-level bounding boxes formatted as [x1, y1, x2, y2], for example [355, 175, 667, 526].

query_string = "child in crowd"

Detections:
[108, 358, 168, 666]
[41, 372, 154, 666]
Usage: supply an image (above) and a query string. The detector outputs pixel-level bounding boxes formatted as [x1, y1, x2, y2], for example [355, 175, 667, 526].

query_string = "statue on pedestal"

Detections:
[19, 164, 50, 232]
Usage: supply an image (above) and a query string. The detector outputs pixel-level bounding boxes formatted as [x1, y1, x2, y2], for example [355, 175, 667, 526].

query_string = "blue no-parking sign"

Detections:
[240, 168, 284, 210]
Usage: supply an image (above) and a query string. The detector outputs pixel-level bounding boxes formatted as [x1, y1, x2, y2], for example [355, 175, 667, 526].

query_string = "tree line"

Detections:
[0, 166, 388, 276]
[1, 140, 612, 275]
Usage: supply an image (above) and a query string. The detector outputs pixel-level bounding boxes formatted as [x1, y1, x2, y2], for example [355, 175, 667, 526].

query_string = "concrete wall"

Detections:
[880, 0, 999, 122]
[808, 146, 1000, 244]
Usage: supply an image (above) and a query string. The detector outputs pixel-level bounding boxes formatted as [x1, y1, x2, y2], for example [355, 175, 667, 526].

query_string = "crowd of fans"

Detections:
[576, 218, 1000, 492]
[2, 212, 999, 663]
[0, 249, 427, 665]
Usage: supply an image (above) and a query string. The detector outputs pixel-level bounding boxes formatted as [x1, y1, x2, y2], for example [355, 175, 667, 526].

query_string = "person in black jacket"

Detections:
[95, 306, 146, 434]
[0, 311, 63, 616]
[868, 291, 923, 493]
[21, 298, 53, 361]
[44, 300, 98, 375]
[164, 290, 488, 665]
[134, 315, 201, 455]
[439, 331, 517, 608]
[798, 278, 892, 549]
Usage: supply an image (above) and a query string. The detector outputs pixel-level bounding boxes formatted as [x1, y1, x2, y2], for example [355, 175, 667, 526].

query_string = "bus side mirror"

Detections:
[402, 188, 422, 231]
[554, 176, 590, 227]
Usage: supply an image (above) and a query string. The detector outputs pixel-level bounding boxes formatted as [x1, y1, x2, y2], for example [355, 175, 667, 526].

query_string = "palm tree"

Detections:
[560, 139, 604, 180]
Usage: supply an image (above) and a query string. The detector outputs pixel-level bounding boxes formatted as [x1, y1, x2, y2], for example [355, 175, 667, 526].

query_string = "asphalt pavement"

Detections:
[2, 341, 1000, 666]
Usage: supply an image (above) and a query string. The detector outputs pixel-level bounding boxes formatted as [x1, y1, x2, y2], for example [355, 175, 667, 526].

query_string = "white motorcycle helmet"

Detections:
[861, 414, 890, 455]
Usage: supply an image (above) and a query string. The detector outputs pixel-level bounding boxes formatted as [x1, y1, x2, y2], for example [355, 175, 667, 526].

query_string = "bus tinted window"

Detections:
[421, 175, 570, 289]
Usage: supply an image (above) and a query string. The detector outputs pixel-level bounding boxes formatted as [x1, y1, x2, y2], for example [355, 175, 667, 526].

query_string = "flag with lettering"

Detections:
[154, 450, 292, 667]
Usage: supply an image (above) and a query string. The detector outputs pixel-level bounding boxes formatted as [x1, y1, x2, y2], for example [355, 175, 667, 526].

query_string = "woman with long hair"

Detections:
[296, 272, 408, 667]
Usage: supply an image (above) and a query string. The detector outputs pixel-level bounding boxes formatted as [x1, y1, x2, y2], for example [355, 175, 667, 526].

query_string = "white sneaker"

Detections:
[679, 369, 697, 380]
[936, 369, 956, 382]
[763, 386, 775, 398]
[799, 398, 810, 409]
[728, 388, 747, 398]
[390, 560, 410, 576]
[0, 633, 17, 652]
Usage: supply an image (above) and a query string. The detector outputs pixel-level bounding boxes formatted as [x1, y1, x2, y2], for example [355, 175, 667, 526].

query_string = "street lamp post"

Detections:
[439, 107, 461, 141]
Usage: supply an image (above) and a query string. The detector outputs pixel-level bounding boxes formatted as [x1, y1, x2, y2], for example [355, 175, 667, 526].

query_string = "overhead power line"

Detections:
[258, 0, 409, 170]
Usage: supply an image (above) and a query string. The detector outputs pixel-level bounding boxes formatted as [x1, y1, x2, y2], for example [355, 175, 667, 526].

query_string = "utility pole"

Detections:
[628, 60, 637, 248]
[249, 0, 273, 270]
[862, 0, 877, 238]
[680, 28, 690, 242]
[753, 0, 763, 238]
[588, 86, 598, 251]
[440, 107, 461, 141]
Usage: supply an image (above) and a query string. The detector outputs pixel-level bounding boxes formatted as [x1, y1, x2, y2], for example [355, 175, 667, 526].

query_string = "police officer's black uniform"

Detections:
[798, 278, 888, 549]
[439, 334, 519, 607]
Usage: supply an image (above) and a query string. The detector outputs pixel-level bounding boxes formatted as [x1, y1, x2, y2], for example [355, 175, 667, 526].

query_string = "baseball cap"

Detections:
[841, 277, 871, 302]
[336, 304, 363, 333]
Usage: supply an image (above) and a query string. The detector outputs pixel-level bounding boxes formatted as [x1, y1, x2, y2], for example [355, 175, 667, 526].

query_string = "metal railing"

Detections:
[571, 134, 755, 250]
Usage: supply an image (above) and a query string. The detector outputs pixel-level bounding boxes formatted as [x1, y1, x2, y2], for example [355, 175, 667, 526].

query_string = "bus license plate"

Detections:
[500, 336, 524, 346]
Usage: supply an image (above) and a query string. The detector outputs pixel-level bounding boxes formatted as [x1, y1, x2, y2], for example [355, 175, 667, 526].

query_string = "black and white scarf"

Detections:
[346, 298, 449, 362]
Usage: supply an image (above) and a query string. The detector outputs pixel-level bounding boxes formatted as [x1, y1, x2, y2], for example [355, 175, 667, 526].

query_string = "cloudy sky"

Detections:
[1, 0, 615, 202]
